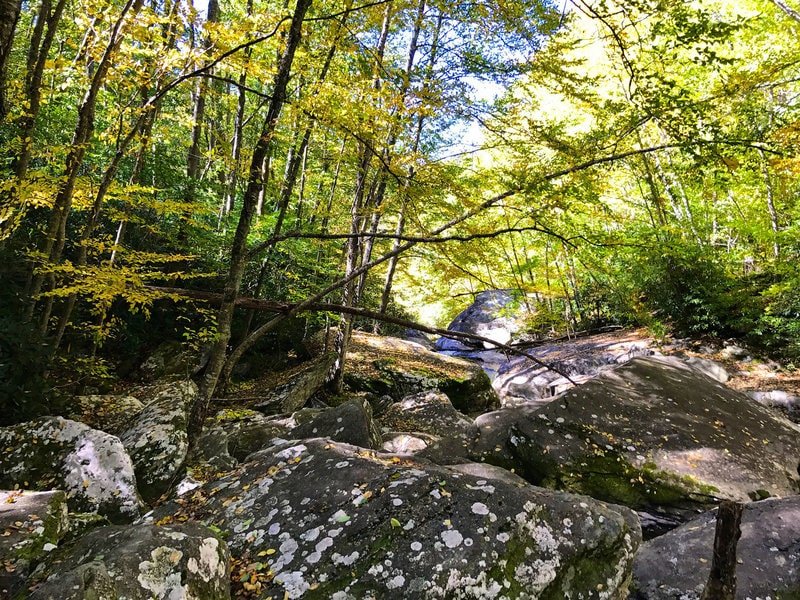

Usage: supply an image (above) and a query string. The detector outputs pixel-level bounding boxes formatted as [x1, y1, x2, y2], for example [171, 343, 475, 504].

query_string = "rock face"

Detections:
[139, 340, 210, 381]
[682, 356, 729, 383]
[119, 380, 198, 502]
[68, 394, 144, 434]
[749, 389, 800, 423]
[474, 357, 800, 521]
[378, 391, 477, 464]
[292, 398, 383, 450]
[340, 330, 499, 413]
[251, 354, 337, 415]
[29, 522, 231, 600]
[0, 490, 69, 598]
[0, 418, 142, 522]
[148, 438, 641, 599]
[631, 496, 800, 599]
[435, 290, 521, 352]
[194, 409, 291, 470]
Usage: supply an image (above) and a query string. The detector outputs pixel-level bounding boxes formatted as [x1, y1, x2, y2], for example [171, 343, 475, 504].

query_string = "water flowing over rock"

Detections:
[146, 438, 641, 599]
[0, 417, 142, 522]
[28, 522, 231, 600]
[435, 290, 522, 352]
[631, 496, 800, 599]
[473, 356, 800, 526]
[119, 380, 198, 502]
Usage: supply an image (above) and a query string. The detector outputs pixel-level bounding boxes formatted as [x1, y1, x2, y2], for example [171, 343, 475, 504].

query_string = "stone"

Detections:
[749, 389, 800, 422]
[139, 340, 209, 382]
[119, 380, 198, 503]
[339, 330, 499, 413]
[720, 343, 750, 360]
[474, 357, 800, 524]
[0, 417, 142, 522]
[0, 490, 69, 599]
[28, 522, 230, 599]
[252, 354, 337, 415]
[435, 290, 521, 352]
[401, 329, 435, 350]
[193, 409, 291, 471]
[147, 438, 641, 599]
[67, 394, 144, 434]
[631, 496, 800, 599]
[683, 356, 729, 383]
[292, 398, 382, 450]
[378, 391, 477, 464]
[381, 432, 436, 455]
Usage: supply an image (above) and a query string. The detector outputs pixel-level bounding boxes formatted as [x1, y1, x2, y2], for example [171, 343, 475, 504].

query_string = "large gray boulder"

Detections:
[29, 522, 231, 599]
[435, 290, 521, 352]
[339, 330, 499, 413]
[0, 490, 69, 598]
[68, 394, 144, 435]
[378, 391, 477, 464]
[474, 357, 800, 522]
[119, 380, 198, 502]
[631, 496, 800, 599]
[0, 418, 142, 522]
[139, 340, 210, 381]
[146, 438, 641, 599]
[292, 398, 383, 450]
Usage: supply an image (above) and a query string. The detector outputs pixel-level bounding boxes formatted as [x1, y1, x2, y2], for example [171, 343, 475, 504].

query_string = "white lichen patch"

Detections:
[440, 530, 464, 549]
[187, 537, 226, 583]
[137, 546, 187, 599]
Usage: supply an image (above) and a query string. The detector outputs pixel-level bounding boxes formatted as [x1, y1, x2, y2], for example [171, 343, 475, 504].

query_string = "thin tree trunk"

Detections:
[0, 0, 22, 120]
[193, 0, 312, 437]
[700, 501, 743, 600]
[759, 149, 780, 259]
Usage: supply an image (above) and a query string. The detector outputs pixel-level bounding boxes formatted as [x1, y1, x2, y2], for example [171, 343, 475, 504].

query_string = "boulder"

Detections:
[250, 354, 337, 415]
[67, 394, 144, 434]
[631, 496, 800, 599]
[119, 380, 198, 503]
[139, 340, 209, 382]
[720, 343, 750, 360]
[28, 522, 230, 599]
[147, 438, 641, 599]
[0, 417, 142, 522]
[340, 330, 499, 413]
[0, 490, 69, 599]
[378, 391, 477, 464]
[474, 357, 800, 523]
[193, 409, 291, 471]
[381, 432, 437, 455]
[749, 389, 800, 422]
[292, 398, 382, 450]
[435, 290, 521, 352]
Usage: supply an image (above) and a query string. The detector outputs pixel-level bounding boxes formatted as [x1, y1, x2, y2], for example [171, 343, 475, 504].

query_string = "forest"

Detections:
[1, 0, 800, 598]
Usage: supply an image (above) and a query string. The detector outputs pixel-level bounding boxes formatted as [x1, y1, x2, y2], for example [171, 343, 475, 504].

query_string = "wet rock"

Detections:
[252, 354, 337, 416]
[119, 380, 198, 503]
[683, 356, 729, 383]
[0, 490, 69, 599]
[29, 522, 230, 600]
[339, 330, 498, 413]
[435, 290, 522, 352]
[378, 391, 477, 464]
[631, 496, 800, 599]
[292, 398, 382, 450]
[474, 357, 800, 524]
[147, 438, 641, 599]
[194, 409, 291, 471]
[139, 340, 209, 382]
[0, 417, 142, 522]
[67, 394, 144, 434]
[749, 389, 800, 422]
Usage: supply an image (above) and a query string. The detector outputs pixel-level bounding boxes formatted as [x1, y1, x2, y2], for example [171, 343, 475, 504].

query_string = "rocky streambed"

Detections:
[2, 293, 800, 599]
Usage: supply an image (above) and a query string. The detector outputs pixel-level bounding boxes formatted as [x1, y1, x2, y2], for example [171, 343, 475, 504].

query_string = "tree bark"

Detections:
[0, 0, 22, 120]
[193, 0, 313, 437]
[700, 500, 743, 600]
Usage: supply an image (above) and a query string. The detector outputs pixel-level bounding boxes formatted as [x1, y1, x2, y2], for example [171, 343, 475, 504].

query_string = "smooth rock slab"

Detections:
[29, 522, 230, 600]
[147, 438, 641, 599]
[631, 496, 800, 599]
[0, 417, 142, 522]
[119, 380, 198, 502]
[292, 398, 382, 450]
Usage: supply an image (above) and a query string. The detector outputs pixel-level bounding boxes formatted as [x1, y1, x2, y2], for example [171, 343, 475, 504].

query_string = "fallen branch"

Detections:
[147, 285, 578, 384]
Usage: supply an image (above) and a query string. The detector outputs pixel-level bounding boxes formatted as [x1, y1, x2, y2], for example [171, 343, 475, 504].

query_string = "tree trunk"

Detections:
[700, 501, 743, 600]
[193, 0, 313, 437]
[0, 0, 22, 120]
